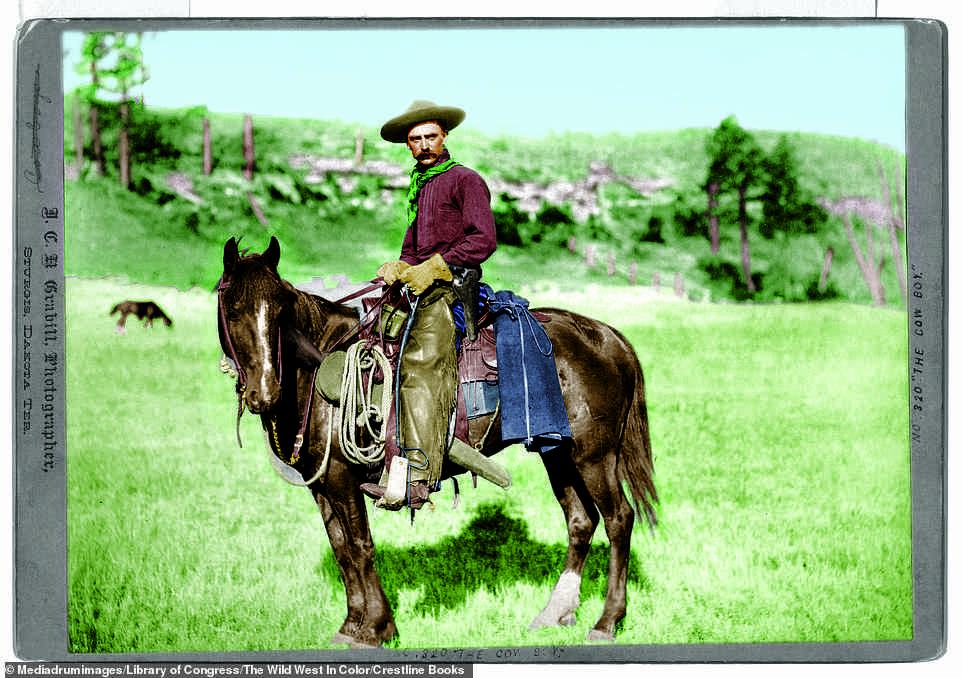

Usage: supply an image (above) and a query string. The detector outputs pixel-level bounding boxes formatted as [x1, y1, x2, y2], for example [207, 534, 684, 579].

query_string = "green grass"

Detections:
[66, 276, 912, 654]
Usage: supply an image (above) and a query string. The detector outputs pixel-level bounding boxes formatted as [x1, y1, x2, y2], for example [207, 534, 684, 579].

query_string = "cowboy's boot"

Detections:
[362, 285, 458, 510]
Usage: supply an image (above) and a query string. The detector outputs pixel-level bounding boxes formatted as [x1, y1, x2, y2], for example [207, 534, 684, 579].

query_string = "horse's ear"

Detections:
[223, 237, 240, 273]
[263, 236, 281, 271]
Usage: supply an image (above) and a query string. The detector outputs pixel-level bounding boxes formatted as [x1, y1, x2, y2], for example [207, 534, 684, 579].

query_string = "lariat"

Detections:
[337, 342, 394, 466]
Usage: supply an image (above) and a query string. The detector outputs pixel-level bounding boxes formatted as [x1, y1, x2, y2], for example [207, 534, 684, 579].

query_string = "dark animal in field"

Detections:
[217, 236, 658, 648]
[110, 300, 173, 333]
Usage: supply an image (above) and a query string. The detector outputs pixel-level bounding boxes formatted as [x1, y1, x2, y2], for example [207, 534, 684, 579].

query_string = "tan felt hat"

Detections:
[380, 100, 466, 143]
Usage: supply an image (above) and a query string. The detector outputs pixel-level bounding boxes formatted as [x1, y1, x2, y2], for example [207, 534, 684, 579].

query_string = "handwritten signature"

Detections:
[24, 64, 51, 193]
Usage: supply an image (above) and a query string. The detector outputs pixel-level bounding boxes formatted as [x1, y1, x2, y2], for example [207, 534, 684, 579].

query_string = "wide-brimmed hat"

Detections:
[380, 100, 466, 143]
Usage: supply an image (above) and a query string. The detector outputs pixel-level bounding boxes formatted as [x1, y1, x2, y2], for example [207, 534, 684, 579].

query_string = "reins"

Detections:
[310, 278, 394, 357]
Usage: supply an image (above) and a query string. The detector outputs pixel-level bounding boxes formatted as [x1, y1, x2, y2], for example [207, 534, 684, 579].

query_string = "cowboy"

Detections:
[361, 100, 497, 510]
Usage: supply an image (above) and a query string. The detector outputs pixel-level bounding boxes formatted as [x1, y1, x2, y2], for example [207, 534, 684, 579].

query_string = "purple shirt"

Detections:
[400, 152, 497, 270]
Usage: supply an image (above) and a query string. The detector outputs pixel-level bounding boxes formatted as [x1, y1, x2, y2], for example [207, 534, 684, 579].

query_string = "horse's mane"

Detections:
[280, 278, 359, 325]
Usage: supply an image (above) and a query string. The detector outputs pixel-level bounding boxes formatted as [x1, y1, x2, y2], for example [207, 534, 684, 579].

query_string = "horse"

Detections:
[110, 300, 173, 333]
[217, 236, 658, 648]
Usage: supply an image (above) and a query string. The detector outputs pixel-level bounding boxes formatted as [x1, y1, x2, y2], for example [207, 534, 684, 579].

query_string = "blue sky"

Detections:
[63, 24, 906, 150]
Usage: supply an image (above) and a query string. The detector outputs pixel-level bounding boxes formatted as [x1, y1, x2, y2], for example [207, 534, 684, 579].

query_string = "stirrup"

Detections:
[359, 457, 434, 511]
[359, 481, 433, 511]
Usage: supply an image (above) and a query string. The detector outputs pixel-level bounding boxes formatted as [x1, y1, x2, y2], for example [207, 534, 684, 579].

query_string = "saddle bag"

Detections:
[457, 326, 500, 423]
[360, 286, 412, 366]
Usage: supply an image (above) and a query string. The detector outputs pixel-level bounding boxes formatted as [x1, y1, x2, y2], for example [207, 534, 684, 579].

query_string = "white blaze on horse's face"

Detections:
[254, 300, 277, 406]
[234, 296, 282, 414]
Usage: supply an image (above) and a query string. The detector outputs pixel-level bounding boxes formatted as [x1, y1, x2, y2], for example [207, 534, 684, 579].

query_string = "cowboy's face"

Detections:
[407, 121, 447, 167]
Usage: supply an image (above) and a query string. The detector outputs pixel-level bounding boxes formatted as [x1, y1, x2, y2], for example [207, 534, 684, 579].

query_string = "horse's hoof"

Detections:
[586, 628, 615, 642]
[330, 632, 378, 649]
[529, 609, 576, 631]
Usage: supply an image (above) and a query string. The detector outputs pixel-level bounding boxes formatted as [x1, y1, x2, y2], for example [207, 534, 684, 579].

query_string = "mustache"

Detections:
[417, 151, 437, 159]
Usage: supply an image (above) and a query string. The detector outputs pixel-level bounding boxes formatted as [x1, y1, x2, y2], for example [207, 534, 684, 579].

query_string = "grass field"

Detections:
[65, 276, 912, 654]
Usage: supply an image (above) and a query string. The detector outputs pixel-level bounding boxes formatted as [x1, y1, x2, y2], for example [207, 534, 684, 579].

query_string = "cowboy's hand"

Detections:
[399, 252, 453, 295]
[376, 260, 410, 285]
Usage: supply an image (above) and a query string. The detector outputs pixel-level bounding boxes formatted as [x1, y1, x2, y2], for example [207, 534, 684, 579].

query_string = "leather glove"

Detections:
[376, 260, 410, 285]
[399, 252, 453, 295]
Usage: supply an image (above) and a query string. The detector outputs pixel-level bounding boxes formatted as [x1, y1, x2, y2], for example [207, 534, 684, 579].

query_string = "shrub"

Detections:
[673, 195, 709, 239]
[699, 255, 763, 300]
[640, 215, 666, 244]
[529, 204, 576, 245]
[492, 194, 528, 247]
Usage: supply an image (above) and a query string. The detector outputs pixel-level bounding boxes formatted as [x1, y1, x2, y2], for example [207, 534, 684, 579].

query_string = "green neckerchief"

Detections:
[407, 153, 460, 227]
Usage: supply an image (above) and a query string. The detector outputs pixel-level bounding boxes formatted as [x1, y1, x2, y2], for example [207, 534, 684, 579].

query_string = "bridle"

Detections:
[217, 277, 252, 449]
[216, 277, 248, 395]
[217, 275, 313, 465]
[217, 274, 390, 467]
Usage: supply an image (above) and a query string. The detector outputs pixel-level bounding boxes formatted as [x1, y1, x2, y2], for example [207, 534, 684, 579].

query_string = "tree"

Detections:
[759, 135, 827, 238]
[98, 32, 149, 189]
[842, 212, 887, 306]
[704, 116, 767, 294]
[74, 32, 110, 176]
[705, 180, 721, 254]
[878, 158, 908, 304]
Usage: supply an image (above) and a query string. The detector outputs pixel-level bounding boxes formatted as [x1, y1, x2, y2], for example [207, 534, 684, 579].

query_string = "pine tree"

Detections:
[98, 32, 149, 189]
[759, 134, 826, 238]
[704, 116, 767, 294]
[74, 32, 110, 176]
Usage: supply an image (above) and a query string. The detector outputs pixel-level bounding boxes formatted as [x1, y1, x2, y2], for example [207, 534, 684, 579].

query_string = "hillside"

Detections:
[63, 100, 908, 305]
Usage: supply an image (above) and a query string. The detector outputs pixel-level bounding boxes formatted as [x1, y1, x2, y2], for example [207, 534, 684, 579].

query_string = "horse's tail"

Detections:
[617, 344, 659, 531]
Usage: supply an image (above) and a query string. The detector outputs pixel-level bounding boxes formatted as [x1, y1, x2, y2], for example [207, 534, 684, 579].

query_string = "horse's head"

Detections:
[218, 236, 296, 414]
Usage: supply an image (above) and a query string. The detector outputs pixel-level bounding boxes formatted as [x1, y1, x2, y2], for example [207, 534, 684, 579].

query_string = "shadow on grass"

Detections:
[320, 503, 648, 616]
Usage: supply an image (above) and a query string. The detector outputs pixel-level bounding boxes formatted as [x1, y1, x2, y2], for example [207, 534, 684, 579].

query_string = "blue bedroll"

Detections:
[490, 290, 572, 454]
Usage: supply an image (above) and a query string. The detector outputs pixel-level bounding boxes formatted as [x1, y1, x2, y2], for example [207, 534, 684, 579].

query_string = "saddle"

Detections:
[356, 285, 503, 452]
[303, 282, 561, 495]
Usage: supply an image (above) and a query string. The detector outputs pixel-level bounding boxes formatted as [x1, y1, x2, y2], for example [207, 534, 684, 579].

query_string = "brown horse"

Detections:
[217, 236, 658, 648]
[110, 300, 173, 333]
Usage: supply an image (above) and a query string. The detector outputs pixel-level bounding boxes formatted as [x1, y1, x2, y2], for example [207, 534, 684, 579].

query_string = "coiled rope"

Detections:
[258, 341, 392, 486]
[267, 340, 392, 486]
[337, 341, 393, 467]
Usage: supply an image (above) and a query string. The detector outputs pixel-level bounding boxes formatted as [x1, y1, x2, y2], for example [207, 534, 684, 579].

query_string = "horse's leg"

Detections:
[577, 455, 636, 641]
[311, 468, 397, 648]
[529, 448, 599, 630]
[312, 491, 372, 647]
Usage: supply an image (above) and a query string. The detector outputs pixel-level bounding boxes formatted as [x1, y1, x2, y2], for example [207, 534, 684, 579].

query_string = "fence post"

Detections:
[568, 237, 577, 254]
[674, 272, 685, 298]
[354, 128, 365, 167]
[607, 253, 616, 277]
[585, 245, 595, 268]
[628, 262, 638, 285]
[652, 272, 661, 293]
[72, 94, 84, 172]
[243, 115, 255, 181]
[203, 118, 212, 176]
[119, 102, 130, 189]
